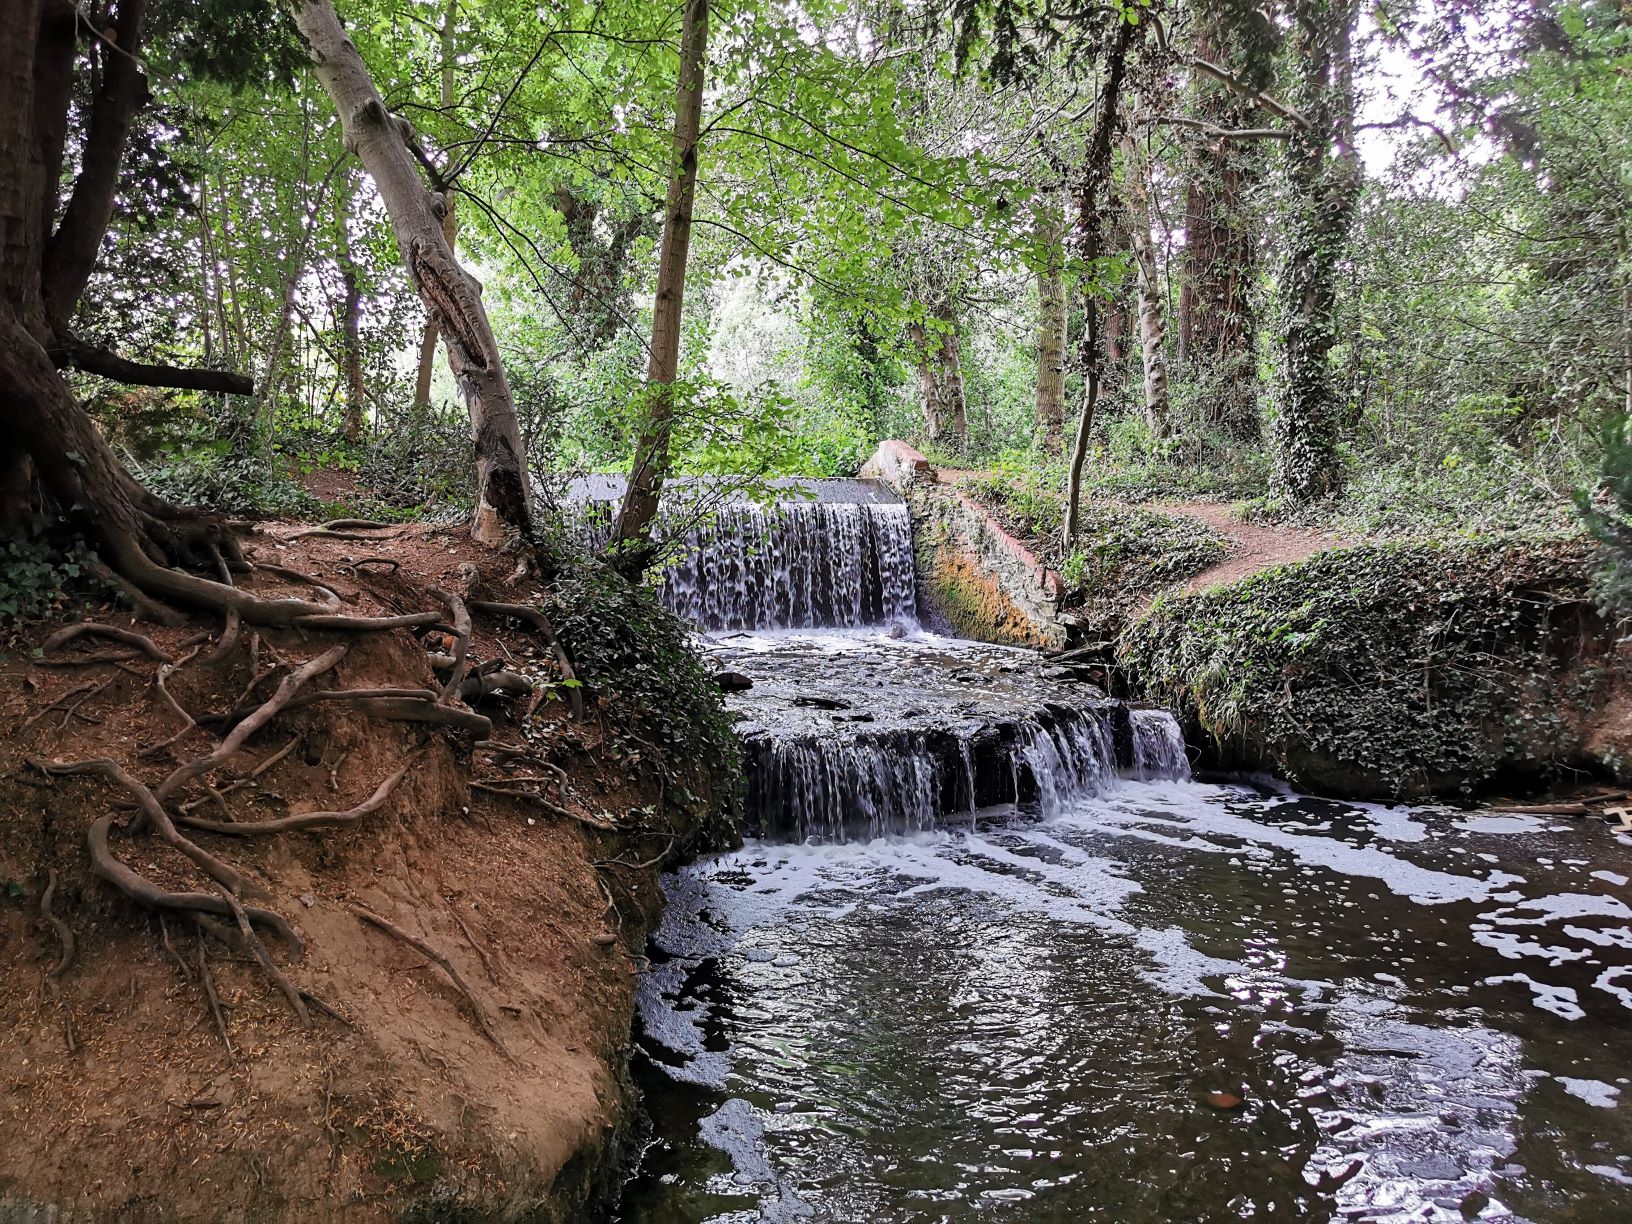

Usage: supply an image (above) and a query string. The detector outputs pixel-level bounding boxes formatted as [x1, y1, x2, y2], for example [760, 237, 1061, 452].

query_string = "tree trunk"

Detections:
[908, 305, 968, 451]
[612, 0, 708, 558]
[295, 0, 531, 541]
[1034, 197, 1068, 451]
[339, 265, 365, 442]
[1275, 0, 1360, 502]
[1063, 18, 1141, 549]
[411, 0, 459, 411]
[1121, 132, 1172, 441]
[1179, 15, 1262, 443]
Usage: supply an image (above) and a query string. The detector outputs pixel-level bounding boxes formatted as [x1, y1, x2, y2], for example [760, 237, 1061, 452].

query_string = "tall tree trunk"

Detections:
[1179, 14, 1262, 443]
[1275, 0, 1360, 502]
[1063, 18, 1142, 549]
[613, 0, 708, 558]
[1034, 197, 1068, 451]
[908, 305, 968, 451]
[295, 0, 532, 541]
[338, 255, 365, 443]
[411, 0, 458, 411]
[1121, 131, 1172, 441]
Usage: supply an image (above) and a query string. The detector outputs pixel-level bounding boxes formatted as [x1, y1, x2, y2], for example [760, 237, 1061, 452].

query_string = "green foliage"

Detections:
[1122, 536, 1606, 797]
[0, 527, 103, 628]
[539, 557, 742, 847]
[1577, 416, 1632, 617]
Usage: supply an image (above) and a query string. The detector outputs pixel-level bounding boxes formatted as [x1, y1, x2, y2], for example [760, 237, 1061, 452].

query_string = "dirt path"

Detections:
[1150, 499, 1354, 594]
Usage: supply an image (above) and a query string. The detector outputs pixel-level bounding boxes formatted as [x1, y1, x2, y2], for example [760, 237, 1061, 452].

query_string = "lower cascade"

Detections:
[627, 482, 1632, 1224]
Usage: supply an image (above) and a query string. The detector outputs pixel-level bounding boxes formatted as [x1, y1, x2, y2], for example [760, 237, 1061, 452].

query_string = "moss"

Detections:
[1120, 534, 1615, 799]
[926, 546, 1052, 648]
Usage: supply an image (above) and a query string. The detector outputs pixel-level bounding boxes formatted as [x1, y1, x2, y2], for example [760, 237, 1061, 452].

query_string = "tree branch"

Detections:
[56, 336, 254, 395]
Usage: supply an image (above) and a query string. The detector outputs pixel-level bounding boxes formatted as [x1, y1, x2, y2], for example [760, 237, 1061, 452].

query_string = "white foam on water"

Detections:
[1556, 1077, 1621, 1109]
[1483, 973, 1586, 1020]
[1460, 814, 1550, 834]
[1592, 870, 1629, 886]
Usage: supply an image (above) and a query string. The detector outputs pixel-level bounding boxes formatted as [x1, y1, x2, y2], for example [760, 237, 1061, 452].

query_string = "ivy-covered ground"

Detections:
[1121, 534, 1627, 800]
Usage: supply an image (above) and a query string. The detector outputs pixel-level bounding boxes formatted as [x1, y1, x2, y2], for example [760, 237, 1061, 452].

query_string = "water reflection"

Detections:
[623, 782, 1632, 1223]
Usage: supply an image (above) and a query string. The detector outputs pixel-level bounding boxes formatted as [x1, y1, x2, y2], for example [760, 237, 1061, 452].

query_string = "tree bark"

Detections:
[1063, 17, 1141, 549]
[612, 0, 708, 559]
[411, 0, 458, 410]
[1121, 131, 1172, 441]
[336, 189, 366, 442]
[1178, 14, 1262, 443]
[1033, 197, 1068, 451]
[295, 0, 531, 541]
[1275, 0, 1360, 502]
[908, 304, 968, 451]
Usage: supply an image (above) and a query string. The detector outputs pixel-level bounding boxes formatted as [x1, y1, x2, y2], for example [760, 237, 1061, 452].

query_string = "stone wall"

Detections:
[860, 442, 1068, 649]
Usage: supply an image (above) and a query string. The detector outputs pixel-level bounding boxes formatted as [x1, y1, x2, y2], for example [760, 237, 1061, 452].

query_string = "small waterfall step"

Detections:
[717, 632, 1190, 844]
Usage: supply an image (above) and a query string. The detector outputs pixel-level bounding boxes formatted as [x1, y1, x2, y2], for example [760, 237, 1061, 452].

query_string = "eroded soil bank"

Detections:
[0, 525, 732, 1221]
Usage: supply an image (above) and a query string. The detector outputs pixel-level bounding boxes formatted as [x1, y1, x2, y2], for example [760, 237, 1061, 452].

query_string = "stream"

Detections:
[595, 481, 1632, 1223]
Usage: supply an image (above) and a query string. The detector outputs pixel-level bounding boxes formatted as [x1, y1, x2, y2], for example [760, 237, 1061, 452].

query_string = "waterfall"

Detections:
[746, 706, 1124, 843]
[663, 502, 916, 631]
[1129, 709, 1191, 781]
[568, 495, 917, 632]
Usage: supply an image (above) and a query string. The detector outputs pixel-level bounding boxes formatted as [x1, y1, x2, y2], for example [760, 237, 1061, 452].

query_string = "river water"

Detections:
[601, 484, 1632, 1223]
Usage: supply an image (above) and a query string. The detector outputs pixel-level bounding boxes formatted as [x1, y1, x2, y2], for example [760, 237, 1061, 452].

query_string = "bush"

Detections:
[0, 525, 103, 630]
[539, 556, 742, 847]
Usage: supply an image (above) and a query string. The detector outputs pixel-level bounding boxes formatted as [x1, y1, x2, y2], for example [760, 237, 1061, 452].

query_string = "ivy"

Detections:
[1121, 535, 1610, 798]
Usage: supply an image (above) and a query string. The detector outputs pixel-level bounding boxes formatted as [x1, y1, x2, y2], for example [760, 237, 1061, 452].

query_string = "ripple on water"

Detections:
[624, 782, 1632, 1223]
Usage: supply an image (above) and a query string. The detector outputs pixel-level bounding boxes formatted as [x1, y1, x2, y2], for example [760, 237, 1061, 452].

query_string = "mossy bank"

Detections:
[1121, 535, 1631, 800]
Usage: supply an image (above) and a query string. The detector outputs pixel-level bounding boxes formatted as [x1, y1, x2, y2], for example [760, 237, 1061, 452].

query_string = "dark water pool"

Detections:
[620, 781, 1632, 1223]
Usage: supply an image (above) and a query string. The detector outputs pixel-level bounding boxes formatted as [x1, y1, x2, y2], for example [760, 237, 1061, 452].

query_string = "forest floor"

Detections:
[0, 524, 680, 1221]
[1149, 499, 1356, 596]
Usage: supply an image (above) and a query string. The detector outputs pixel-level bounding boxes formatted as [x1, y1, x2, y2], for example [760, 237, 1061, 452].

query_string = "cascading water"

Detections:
[562, 477, 916, 631]
[624, 475, 1632, 1224]
[663, 501, 916, 631]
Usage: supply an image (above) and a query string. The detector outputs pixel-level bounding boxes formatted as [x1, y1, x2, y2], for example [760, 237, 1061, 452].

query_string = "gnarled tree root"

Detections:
[349, 904, 509, 1057]
[178, 763, 411, 837]
[468, 600, 584, 720]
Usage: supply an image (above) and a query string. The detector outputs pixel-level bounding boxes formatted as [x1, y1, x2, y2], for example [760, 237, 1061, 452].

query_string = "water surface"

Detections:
[625, 782, 1632, 1223]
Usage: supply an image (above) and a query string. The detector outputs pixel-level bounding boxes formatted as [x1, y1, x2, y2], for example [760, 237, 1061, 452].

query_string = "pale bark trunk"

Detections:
[613, 0, 708, 557]
[294, 0, 531, 540]
[1121, 132, 1171, 440]
[1034, 198, 1067, 451]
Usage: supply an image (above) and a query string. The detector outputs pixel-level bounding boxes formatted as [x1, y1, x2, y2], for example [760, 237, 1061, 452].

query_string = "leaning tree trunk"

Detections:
[1034, 197, 1068, 451]
[1121, 131, 1172, 441]
[1274, 0, 1360, 503]
[1063, 18, 1141, 549]
[411, 0, 459, 411]
[613, 0, 708, 559]
[294, 0, 531, 542]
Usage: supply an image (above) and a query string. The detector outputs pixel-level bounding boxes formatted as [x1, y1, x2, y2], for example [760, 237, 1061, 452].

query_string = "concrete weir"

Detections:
[860, 440, 1070, 648]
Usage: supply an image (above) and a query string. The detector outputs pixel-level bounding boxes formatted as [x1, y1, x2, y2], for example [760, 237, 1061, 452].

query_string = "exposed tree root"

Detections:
[155, 644, 350, 803]
[468, 600, 584, 720]
[197, 940, 233, 1054]
[430, 588, 472, 703]
[38, 868, 76, 989]
[42, 622, 175, 663]
[19, 679, 106, 735]
[468, 781, 617, 831]
[178, 764, 411, 837]
[349, 904, 509, 1057]
[158, 915, 193, 980]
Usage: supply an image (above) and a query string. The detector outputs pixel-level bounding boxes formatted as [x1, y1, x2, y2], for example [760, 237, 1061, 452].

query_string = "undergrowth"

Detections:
[539, 557, 742, 846]
[1121, 534, 1610, 798]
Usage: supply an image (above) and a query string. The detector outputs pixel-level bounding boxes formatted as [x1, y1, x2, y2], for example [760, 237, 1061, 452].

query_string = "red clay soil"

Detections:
[0, 524, 681, 1221]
